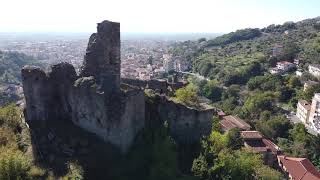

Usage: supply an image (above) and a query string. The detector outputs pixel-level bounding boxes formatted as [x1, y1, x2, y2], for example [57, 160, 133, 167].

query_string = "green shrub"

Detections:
[0, 148, 32, 180]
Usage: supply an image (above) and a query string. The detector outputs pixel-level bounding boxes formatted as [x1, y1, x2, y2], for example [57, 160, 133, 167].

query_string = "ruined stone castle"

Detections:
[22, 20, 214, 153]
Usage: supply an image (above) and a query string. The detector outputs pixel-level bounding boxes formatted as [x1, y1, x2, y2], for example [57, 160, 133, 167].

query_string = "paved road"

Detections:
[177, 71, 210, 81]
[287, 112, 319, 135]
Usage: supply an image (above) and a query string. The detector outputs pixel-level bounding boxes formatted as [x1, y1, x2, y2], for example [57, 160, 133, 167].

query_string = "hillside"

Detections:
[169, 17, 320, 172]
[170, 17, 320, 84]
[0, 51, 43, 85]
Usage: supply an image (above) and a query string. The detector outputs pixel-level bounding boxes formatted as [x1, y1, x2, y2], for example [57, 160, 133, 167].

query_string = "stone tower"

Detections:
[80, 20, 121, 93]
[22, 20, 145, 153]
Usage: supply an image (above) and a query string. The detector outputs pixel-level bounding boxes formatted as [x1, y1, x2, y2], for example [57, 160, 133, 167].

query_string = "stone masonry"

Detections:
[22, 20, 145, 152]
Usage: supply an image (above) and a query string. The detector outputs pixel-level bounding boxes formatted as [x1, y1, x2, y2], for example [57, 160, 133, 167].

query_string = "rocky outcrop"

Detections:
[22, 20, 145, 152]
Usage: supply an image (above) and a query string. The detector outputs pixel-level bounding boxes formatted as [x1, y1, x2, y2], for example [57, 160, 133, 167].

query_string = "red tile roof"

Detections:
[277, 61, 293, 65]
[220, 115, 251, 131]
[218, 111, 226, 116]
[241, 131, 281, 154]
[278, 156, 320, 180]
[241, 131, 263, 139]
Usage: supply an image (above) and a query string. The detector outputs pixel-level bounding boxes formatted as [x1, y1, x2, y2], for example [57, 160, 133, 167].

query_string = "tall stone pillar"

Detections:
[80, 20, 120, 93]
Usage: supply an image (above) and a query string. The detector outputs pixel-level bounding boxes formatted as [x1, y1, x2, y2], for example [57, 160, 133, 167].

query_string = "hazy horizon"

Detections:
[0, 0, 319, 33]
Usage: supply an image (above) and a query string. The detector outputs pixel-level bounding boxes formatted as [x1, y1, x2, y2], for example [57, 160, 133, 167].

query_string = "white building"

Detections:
[308, 93, 320, 133]
[270, 67, 281, 75]
[308, 64, 320, 77]
[296, 100, 311, 124]
[276, 61, 295, 72]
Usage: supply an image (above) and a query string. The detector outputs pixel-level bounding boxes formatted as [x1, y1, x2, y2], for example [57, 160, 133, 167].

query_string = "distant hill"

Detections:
[0, 51, 43, 85]
[170, 16, 320, 83]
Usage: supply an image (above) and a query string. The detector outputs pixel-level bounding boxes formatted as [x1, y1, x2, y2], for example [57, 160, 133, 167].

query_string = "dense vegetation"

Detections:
[169, 17, 320, 172]
[206, 28, 262, 47]
[0, 51, 42, 85]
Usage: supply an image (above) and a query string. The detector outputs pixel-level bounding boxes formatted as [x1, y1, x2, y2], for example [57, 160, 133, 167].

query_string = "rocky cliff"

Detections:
[22, 20, 145, 152]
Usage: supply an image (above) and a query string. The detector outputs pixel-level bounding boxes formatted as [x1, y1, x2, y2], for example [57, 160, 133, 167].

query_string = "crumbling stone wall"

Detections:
[121, 78, 167, 94]
[121, 78, 187, 94]
[22, 20, 145, 152]
[146, 94, 215, 144]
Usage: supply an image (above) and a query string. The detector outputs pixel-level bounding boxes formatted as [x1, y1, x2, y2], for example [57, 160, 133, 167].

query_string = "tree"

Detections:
[307, 135, 320, 170]
[243, 92, 274, 119]
[288, 76, 301, 88]
[0, 148, 32, 180]
[303, 84, 320, 101]
[289, 123, 308, 143]
[202, 81, 222, 102]
[226, 128, 243, 150]
[174, 84, 200, 107]
[256, 115, 292, 140]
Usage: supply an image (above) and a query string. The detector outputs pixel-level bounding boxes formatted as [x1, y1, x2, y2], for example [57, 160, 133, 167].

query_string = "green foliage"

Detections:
[202, 80, 222, 102]
[0, 51, 42, 85]
[307, 135, 320, 170]
[289, 123, 308, 143]
[242, 92, 274, 119]
[206, 28, 261, 47]
[226, 128, 243, 150]
[247, 75, 282, 91]
[0, 104, 21, 129]
[256, 115, 292, 140]
[62, 162, 84, 180]
[288, 76, 302, 88]
[192, 129, 282, 180]
[174, 84, 200, 107]
[0, 148, 32, 180]
[303, 84, 320, 101]
[223, 61, 263, 86]
[211, 116, 221, 132]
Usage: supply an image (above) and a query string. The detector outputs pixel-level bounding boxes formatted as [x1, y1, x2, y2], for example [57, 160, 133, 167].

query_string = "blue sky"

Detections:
[0, 0, 319, 33]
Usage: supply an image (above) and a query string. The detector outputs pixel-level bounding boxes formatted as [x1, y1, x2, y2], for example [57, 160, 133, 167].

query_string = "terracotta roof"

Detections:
[218, 111, 226, 116]
[262, 138, 281, 154]
[278, 156, 320, 180]
[241, 131, 263, 139]
[277, 61, 293, 65]
[220, 115, 251, 131]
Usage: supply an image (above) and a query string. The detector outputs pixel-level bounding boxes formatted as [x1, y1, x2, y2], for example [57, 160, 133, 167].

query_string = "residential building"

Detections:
[309, 64, 320, 77]
[241, 131, 281, 165]
[270, 61, 295, 75]
[296, 69, 303, 76]
[296, 100, 311, 124]
[308, 93, 320, 133]
[277, 155, 320, 180]
[304, 80, 320, 91]
[270, 67, 281, 75]
[220, 115, 251, 132]
[276, 61, 295, 72]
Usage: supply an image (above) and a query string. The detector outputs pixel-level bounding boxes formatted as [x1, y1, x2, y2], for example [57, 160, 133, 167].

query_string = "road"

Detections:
[287, 112, 319, 135]
[177, 71, 210, 81]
